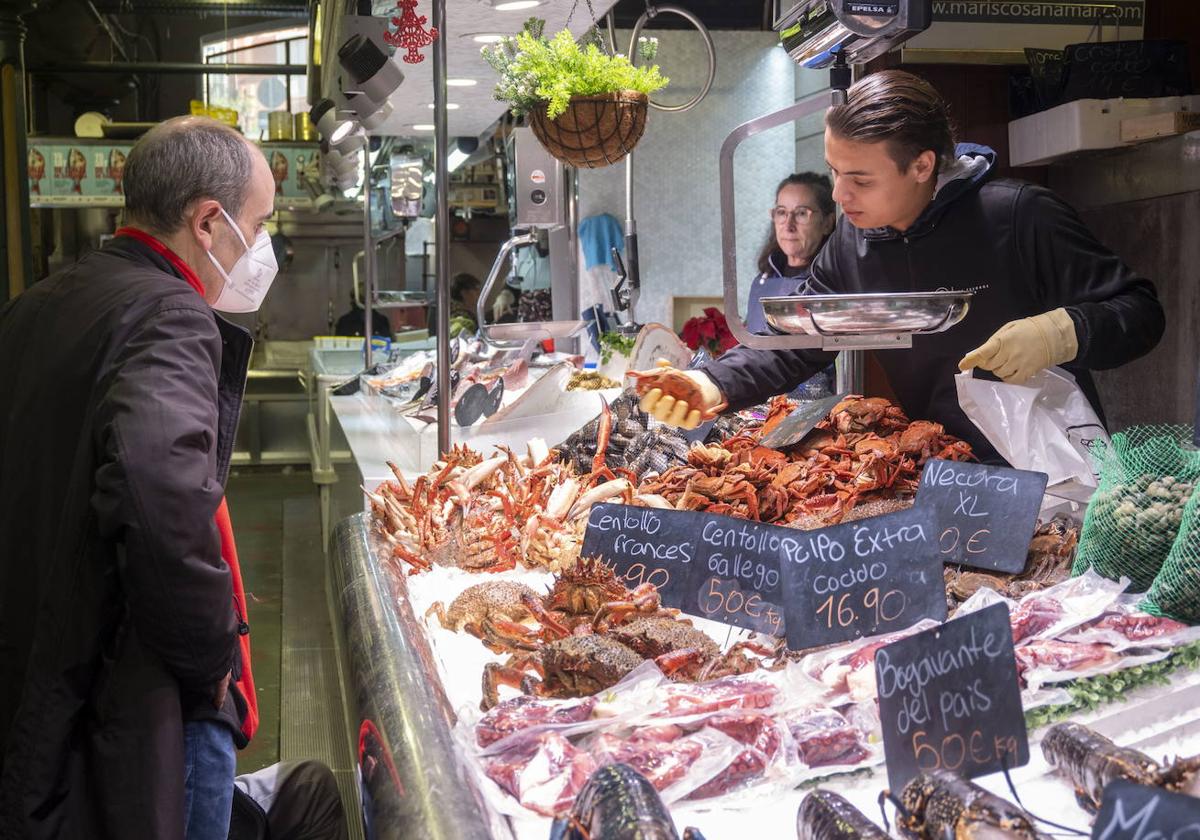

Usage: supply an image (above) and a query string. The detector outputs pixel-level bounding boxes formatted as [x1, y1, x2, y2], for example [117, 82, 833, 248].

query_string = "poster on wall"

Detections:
[29, 139, 320, 210]
[259, 142, 320, 210]
[29, 140, 130, 207]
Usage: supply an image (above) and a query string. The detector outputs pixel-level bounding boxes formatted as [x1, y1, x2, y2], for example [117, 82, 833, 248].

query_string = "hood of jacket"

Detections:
[863, 142, 996, 241]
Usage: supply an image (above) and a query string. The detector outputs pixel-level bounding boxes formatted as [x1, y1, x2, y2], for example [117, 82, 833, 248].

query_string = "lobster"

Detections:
[797, 789, 889, 840]
[549, 763, 707, 840]
[1042, 722, 1200, 813]
[893, 770, 1049, 840]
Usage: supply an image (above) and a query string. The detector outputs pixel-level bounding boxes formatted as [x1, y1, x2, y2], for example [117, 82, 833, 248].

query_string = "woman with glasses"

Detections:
[746, 172, 836, 335]
[744, 172, 838, 398]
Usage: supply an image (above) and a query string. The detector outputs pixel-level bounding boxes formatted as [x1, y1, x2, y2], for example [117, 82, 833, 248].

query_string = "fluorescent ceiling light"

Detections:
[412, 124, 435, 131]
[447, 78, 478, 87]
[494, 1, 540, 10]
[469, 33, 505, 43]
[428, 103, 461, 109]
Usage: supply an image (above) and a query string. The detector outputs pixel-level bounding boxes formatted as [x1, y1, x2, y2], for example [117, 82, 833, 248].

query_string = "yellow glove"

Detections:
[627, 361, 727, 430]
[958, 308, 1078, 385]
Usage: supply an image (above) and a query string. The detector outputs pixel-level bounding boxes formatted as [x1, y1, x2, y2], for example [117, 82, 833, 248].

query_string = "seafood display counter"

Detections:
[331, 513, 513, 840]
[331, 511, 1200, 839]
[331, 395, 1200, 839]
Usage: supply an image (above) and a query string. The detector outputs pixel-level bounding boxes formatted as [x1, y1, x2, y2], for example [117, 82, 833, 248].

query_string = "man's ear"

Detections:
[911, 150, 938, 185]
[190, 199, 223, 251]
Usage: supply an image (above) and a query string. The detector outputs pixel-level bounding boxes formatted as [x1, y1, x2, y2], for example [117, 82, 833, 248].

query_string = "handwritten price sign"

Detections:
[774, 506, 946, 650]
[917, 460, 1047, 574]
[582, 505, 699, 609]
[1094, 781, 1200, 840]
[876, 602, 1029, 791]
[583, 503, 946, 646]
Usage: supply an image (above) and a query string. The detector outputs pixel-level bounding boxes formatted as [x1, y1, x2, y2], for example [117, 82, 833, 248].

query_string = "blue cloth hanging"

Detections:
[578, 213, 624, 271]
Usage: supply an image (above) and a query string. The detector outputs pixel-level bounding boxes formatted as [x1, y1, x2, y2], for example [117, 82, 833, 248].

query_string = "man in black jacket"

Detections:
[0, 116, 277, 839]
[636, 71, 1165, 462]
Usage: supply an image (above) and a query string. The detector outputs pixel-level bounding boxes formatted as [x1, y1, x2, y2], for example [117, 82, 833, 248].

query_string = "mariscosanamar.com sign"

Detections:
[931, 1, 1143, 25]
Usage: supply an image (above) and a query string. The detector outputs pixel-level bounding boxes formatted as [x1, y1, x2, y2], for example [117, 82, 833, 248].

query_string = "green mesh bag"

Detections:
[1142, 487, 1200, 622]
[1073, 426, 1200, 593]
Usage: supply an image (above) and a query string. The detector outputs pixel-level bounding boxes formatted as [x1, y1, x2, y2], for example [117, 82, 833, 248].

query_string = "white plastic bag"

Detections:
[955, 367, 1109, 487]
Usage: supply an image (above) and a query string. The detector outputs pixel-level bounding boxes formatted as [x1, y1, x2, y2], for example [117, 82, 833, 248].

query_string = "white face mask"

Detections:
[206, 207, 278, 313]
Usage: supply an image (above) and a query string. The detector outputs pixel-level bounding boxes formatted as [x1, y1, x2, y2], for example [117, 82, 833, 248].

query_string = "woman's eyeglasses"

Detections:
[771, 206, 817, 225]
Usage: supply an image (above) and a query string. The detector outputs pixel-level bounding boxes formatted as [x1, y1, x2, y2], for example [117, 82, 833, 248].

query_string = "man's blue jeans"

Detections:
[183, 720, 236, 840]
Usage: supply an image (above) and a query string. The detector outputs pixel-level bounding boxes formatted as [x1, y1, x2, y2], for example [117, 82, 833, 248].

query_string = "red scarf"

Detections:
[115, 227, 258, 742]
[114, 227, 206, 298]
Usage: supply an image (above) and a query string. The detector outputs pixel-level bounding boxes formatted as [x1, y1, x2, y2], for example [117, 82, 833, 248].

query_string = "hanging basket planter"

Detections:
[527, 91, 649, 169]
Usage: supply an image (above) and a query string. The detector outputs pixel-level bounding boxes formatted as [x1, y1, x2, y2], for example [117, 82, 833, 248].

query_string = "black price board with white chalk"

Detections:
[583, 503, 947, 643]
[688, 516, 787, 637]
[582, 504, 786, 636]
[774, 506, 947, 651]
[1093, 781, 1200, 840]
[875, 602, 1029, 792]
[917, 459, 1048, 574]
[582, 504, 702, 610]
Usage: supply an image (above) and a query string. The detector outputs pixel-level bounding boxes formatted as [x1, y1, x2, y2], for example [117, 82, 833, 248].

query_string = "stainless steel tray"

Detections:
[482, 320, 587, 342]
[761, 290, 973, 336]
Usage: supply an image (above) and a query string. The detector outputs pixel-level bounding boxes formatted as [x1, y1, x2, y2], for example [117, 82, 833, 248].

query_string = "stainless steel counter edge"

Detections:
[331, 513, 514, 840]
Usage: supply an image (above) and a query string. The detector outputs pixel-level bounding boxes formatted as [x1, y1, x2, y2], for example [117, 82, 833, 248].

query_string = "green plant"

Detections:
[483, 19, 668, 120]
[599, 331, 636, 365]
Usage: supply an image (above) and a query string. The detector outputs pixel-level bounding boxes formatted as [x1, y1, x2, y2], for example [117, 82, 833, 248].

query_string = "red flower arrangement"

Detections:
[681, 307, 738, 357]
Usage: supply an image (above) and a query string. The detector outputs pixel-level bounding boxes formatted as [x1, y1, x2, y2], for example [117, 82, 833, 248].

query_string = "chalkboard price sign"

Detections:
[776, 507, 946, 651]
[876, 602, 1029, 791]
[918, 459, 1048, 574]
[581, 504, 700, 608]
[583, 503, 947, 644]
[689, 517, 787, 637]
[583, 504, 787, 636]
[1093, 781, 1200, 840]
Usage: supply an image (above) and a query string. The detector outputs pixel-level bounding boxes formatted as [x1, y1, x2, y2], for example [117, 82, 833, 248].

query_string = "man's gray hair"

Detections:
[123, 116, 256, 234]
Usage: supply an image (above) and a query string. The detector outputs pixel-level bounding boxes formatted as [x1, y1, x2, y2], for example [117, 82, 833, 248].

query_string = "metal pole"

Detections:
[623, 151, 638, 324]
[835, 351, 863, 396]
[362, 150, 375, 369]
[433, 0, 451, 457]
[28, 60, 305, 75]
[837, 59, 865, 395]
[1, 0, 36, 300]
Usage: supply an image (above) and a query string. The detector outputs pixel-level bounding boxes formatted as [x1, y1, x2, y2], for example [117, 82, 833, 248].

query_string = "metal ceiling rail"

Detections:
[29, 61, 305, 75]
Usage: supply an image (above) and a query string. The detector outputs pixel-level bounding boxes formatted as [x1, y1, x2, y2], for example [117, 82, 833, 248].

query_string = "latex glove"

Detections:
[958, 308, 1078, 385]
[627, 361, 727, 430]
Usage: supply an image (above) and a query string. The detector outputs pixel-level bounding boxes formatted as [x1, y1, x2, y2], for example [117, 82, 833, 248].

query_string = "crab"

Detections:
[828, 396, 910, 435]
[608, 618, 781, 681]
[481, 635, 683, 709]
[425, 580, 539, 650]
[543, 557, 631, 620]
[627, 366, 725, 428]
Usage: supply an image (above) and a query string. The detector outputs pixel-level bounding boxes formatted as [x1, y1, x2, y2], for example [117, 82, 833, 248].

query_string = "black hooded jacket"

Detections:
[703, 145, 1165, 462]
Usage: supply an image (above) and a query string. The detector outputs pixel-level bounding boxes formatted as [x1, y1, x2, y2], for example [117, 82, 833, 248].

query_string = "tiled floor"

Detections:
[226, 467, 362, 839]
